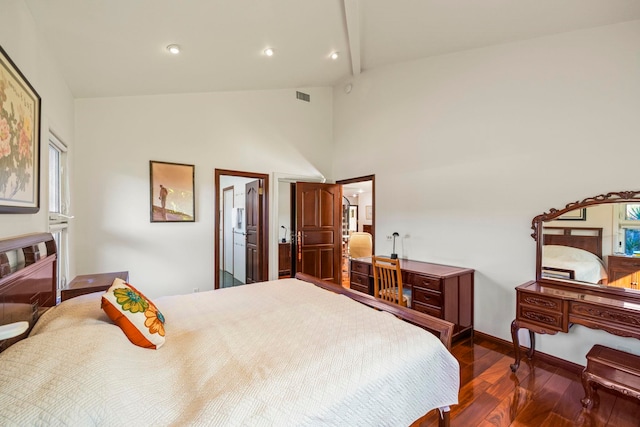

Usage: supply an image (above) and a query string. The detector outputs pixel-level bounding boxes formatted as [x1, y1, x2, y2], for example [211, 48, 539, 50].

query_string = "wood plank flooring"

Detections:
[419, 335, 640, 426]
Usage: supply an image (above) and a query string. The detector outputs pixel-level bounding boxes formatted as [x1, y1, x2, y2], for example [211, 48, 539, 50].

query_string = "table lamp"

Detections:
[391, 232, 399, 259]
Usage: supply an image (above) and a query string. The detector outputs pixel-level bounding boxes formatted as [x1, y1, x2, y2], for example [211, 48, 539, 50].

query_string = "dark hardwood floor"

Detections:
[420, 335, 640, 426]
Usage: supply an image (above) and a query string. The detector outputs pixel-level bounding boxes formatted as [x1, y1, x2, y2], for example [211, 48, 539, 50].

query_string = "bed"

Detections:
[0, 233, 459, 426]
[542, 226, 608, 284]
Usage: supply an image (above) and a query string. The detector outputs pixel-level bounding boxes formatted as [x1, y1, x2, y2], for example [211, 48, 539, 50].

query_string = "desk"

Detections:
[350, 257, 474, 340]
[510, 280, 640, 372]
[61, 271, 129, 302]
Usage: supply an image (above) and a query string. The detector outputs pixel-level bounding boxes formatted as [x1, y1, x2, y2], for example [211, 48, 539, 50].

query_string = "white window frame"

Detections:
[614, 203, 640, 254]
[48, 132, 70, 294]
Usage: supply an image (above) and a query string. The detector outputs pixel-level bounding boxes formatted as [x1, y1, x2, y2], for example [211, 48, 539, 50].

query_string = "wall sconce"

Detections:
[391, 232, 399, 259]
[281, 225, 287, 243]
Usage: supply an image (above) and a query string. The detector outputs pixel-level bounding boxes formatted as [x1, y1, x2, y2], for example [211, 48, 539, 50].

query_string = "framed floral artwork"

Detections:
[0, 45, 41, 213]
[150, 161, 195, 222]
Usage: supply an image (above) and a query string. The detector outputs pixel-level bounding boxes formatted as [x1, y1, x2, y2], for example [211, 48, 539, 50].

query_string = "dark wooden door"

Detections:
[245, 180, 263, 284]
[293, 182, 342, 284]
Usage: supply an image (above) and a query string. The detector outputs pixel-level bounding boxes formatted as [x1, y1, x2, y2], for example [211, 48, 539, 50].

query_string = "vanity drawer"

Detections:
[517, 305, 564, 331]
[407, 273, 442, 292]
[413, 301, 442, 318]
[518, 293, 563, 313]
[412, 287, 442, 308]
[351, 260, 371, 276]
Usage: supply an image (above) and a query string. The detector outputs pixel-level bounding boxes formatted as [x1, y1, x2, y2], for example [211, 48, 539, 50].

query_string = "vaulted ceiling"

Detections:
[24, 0, 640, 98]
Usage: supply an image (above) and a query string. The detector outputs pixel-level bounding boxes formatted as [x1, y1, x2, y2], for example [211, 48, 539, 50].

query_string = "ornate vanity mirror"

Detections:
[533, 190, 640, 292]
[511, 190, 640, 372]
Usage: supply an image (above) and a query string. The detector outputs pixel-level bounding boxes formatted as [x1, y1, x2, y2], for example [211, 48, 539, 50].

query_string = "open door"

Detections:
[214, 169, 269, 289]
[292, 182, 342, 284]
[245, 179, 263, 284]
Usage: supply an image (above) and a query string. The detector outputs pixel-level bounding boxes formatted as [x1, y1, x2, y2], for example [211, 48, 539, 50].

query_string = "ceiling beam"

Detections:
[343, 0, 361, 77]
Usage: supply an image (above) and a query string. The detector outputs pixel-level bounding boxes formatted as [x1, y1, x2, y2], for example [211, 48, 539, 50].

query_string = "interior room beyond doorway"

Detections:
[337, 175, 375, 287]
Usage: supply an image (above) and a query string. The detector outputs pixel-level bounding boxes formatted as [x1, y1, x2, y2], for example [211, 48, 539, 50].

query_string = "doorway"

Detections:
[214, 169, 269, 289]
[337, 175, 375, 286]
[273, 174, 375, 287]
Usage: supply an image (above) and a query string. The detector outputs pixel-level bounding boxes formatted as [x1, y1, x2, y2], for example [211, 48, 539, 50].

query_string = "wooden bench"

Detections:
[581, 344, 640, 408]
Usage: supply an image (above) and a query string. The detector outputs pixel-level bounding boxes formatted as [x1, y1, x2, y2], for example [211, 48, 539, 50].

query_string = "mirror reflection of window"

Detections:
[621, 204, 640, 255]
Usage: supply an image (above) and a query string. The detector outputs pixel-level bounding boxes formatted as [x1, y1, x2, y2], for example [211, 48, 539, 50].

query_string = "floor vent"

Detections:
[296, 91, 310, 102]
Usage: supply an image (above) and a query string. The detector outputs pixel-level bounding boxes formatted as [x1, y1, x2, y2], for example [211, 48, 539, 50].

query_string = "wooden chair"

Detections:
[372, 256, 410, 307]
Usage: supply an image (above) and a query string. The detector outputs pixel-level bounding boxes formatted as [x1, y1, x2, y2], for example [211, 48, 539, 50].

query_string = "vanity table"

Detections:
[511, 190, 640, 372]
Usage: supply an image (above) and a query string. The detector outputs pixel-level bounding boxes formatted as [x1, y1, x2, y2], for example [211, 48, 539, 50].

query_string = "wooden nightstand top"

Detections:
[60, 271, 129, 302]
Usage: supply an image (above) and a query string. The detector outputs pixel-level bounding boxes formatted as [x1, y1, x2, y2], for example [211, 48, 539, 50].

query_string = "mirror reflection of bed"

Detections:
[539, 198, 640, 291]
[542, 227, 608, 285]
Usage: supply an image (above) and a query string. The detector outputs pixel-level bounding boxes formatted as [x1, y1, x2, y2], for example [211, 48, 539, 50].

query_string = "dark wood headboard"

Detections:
[543, 227, 603, 259]
[0, 233, 57, 352]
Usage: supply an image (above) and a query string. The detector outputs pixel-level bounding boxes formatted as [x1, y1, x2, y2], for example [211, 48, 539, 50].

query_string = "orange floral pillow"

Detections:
[101, 278, 165, 349]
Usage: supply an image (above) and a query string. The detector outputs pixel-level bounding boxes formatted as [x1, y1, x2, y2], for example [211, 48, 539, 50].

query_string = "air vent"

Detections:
[296, 91, 310, 102]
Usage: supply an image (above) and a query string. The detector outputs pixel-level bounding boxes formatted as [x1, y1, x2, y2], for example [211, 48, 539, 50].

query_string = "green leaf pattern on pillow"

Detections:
[113, 287, 149, 313]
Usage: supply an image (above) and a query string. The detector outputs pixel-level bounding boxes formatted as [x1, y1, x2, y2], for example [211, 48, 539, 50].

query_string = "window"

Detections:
[617, 204, 640, 255]
[48, 133, 69, 296]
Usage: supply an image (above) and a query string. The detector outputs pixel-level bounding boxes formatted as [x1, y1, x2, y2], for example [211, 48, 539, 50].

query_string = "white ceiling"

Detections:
[24, 0, 640, 98]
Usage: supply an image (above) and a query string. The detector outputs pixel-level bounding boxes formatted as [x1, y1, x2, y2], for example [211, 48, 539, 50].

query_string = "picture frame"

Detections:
[0, 45, 41, 213]
[150, 161, 195, 222]
[365, 205, 373, 220]
[557, 208, 587, 221]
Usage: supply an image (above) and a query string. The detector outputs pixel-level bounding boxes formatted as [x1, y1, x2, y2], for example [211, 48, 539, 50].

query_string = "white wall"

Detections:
[0, 0, 76, 271]
[74, 88, 332, 297]
[277, 180, 291, 242]
[332, 21, 640, 365]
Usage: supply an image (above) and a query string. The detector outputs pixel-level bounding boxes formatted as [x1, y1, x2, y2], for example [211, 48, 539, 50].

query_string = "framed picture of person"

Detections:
[149, 161, 195, 222]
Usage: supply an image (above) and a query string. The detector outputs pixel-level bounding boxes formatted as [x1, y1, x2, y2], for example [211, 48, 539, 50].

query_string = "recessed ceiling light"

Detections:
[264, 48, 274, 57]
[330, 52, 339, 60]
[166, 44, 181, 55]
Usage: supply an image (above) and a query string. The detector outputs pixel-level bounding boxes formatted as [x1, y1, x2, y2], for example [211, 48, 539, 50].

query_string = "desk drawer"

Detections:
[351, 261, 371, 276]
[406, 273, 441, 292]
[350, 282, 369, 294]
[413, 301, 442, 318]
[412, 287, 442, 308]
[350, 272, 370, 294]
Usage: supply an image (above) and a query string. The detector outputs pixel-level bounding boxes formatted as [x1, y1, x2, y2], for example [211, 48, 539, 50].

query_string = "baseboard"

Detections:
[473, 330, 584, 375]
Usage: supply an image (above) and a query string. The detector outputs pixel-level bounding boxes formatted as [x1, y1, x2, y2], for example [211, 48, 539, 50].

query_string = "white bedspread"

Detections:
[542, 245, 608, 284]
[0, 278, 459, 426]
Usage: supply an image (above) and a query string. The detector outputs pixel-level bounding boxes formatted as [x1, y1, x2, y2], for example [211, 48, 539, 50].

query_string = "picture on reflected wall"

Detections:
[150, 161, 195, 222]
[0, 45, 41, 213]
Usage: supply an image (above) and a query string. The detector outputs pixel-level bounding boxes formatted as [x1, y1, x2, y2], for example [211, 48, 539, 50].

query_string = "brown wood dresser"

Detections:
[278, 243, 291, 278]
[607, 255, 640, 289]
[61, 271, 129, 302]
[350, 257, 474, 340]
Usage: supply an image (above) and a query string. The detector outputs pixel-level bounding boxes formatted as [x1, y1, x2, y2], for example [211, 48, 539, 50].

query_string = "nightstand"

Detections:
[60, 271, 129, 302]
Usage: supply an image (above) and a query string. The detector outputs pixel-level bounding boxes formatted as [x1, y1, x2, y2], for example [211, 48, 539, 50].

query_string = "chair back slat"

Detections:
[372, 256, 406, 307]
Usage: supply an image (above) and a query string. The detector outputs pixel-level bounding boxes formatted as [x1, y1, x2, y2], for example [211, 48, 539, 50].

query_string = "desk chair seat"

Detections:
[378, 287, 412, 307]
[372, 256, 408, 308]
